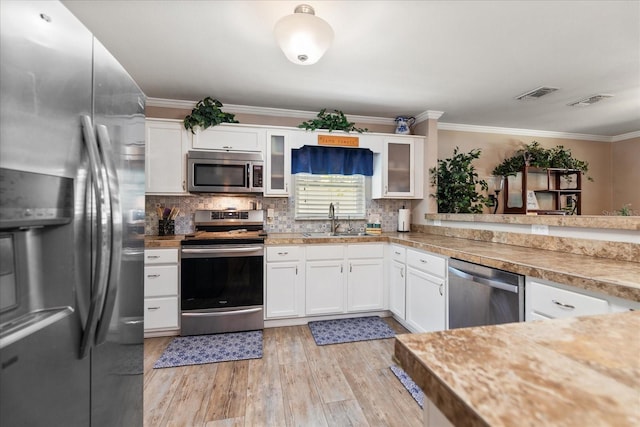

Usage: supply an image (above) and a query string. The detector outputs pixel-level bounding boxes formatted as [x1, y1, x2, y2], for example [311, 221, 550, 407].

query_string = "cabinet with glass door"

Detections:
[264, 130, 291, 196]
[373, 137, 417, 198]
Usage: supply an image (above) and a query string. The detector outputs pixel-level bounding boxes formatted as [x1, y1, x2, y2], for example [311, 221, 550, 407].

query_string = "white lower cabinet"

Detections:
[347, 244, 385, 312]
[265, 246, 304, 319]
[266, 243, 385, 318]
[389, 245, 407, 319]
[405, 249, 446, 333]
[527, 278, 610, 320]
[144, 248, 180, 335]
[306, 260, 346, 315]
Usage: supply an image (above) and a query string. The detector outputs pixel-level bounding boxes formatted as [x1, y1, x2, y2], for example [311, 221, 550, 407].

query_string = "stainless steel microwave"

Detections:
[187, 150, 264, 193]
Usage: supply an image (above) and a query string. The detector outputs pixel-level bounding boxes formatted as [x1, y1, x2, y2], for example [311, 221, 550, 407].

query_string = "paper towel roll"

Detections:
[398, 209, 411, 232]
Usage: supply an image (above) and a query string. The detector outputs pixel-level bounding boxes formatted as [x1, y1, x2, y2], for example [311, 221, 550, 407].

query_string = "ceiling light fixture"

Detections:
[274, 4, 334, 65]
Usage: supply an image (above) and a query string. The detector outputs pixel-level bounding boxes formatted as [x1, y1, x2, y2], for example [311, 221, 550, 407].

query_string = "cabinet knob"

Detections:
[400, 267, 404, 278]
[420, 259, 428, 264]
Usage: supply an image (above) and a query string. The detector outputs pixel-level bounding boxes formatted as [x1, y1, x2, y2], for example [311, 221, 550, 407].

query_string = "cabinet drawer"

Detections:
[528, 281, 609, 319]
[145, 248, 178, 264]
[144, 265, 178, 297]
[347, 243, 384, 259]
[406, 249, 446, 278]
[266, 246, 302, 262]
[390, 245, 406, 263]
[144, 297, 179, 330]
[306, 245, 345, 261]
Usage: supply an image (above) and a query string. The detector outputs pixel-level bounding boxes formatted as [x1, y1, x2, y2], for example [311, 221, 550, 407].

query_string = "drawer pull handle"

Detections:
[552, 300, 575, 310]
[147, 306, 160, 311]
[278, 251, 288, 255]
[147, 274, 160, 278]
[394, 251, 401, 255]
[147, 255, 160, 259]
[420, 259, 428, 263]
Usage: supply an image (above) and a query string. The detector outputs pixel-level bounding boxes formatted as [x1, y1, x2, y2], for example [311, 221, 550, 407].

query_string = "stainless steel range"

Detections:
[180, 210, 266, 336]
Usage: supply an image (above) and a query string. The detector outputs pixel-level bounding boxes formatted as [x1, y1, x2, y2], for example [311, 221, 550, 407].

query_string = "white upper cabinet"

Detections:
[145, 119, 189, 194]
[264, 130, 291, 196]
[372, 136, 424, 199]
[192, 124, 265, 152]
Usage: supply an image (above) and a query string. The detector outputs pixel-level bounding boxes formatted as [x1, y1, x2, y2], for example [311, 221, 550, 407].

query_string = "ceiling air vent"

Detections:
[515, 86, 559, 100]
[567, 94, 613, 107]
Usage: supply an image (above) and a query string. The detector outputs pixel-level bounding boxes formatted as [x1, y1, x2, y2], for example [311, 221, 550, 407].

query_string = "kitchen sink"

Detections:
[302, 232, 367, 237]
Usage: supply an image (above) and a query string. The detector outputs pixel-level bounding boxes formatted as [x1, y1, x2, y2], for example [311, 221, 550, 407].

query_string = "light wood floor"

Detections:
[143, 317, 423, 427]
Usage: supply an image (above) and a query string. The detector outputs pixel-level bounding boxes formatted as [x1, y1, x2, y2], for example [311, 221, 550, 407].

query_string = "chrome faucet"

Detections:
[328, 202, 339, 234]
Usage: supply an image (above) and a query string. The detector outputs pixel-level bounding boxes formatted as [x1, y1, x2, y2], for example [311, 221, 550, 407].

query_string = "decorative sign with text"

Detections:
[317, 135, 359, 147]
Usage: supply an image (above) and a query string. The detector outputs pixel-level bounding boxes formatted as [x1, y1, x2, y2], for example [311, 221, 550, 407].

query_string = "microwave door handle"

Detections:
[246, 163, 250, 189]
[94, 124, 122, 347]
[79, 115, 112, 359]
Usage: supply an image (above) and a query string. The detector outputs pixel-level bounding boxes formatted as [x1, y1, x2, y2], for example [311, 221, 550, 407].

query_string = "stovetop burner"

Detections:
[181, 209, 266, 246]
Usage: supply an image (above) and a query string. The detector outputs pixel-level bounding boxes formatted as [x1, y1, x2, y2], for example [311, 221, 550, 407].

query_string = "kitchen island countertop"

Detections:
[394, 310, 640, 427]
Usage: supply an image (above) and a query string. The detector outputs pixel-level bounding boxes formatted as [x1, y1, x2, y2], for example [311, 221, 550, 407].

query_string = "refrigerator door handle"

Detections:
[79, 115, 112, 359]
[94, 124, 123, 346]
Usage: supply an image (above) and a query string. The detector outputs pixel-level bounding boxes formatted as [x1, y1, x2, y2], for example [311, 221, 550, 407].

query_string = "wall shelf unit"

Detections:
[504, 167, 582, 215]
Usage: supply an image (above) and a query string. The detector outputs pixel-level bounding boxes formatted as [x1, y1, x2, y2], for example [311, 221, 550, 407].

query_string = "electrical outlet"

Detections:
[433, 219, 442, 226]
[267, 208, 275, 218]
[531, 224, 549, 235]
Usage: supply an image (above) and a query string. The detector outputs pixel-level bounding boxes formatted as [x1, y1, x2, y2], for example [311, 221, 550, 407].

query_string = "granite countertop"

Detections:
[425, 214, 640, 230]
[144, 235, 183, 248]
[144, 231, 640, 301]
[394, 311, 640, 427]
[265, 232, 640, 302]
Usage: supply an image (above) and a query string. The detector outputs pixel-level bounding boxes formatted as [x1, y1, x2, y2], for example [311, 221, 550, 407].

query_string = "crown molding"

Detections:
[146, 97, 394, 125]
[146, 97, 637, 142]
[437, 122, 623, 142]
[415, 110, 445, 122]
[611, 130, 640, 142]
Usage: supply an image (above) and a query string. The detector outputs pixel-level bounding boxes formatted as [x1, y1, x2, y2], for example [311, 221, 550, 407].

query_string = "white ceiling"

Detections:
[62, 0, 640, 138]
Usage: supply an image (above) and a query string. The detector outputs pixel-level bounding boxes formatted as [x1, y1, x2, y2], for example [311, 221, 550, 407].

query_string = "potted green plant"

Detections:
[492, 141, 592, 181]
[298, 109, 368, 133]
[183, 97, 238, 133]
[430, 147, 490, 213]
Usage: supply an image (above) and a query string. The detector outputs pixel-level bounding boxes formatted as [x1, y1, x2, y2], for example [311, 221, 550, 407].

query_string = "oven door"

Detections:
[180, 244, 264, 335]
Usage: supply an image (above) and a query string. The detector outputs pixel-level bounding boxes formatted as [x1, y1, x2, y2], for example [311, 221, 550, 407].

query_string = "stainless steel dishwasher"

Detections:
[448, 258, 524, 329]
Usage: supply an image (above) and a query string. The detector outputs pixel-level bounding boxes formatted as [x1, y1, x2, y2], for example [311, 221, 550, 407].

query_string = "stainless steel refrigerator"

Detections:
[0, 1, 145, 425]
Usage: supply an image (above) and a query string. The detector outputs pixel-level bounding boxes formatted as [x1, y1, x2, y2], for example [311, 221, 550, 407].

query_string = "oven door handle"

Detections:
[182, 246, 263, 255]
[182, 307, 262, 317]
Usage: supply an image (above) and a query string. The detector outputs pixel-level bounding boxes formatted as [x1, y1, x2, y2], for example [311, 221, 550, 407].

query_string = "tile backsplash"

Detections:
[146, 194, 412, 235]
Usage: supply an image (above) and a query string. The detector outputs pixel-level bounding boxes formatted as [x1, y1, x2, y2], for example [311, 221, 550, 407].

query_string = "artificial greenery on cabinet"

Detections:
[298, 109, 368, 133]
[492, 141, 592, 181]
[183, 97, 238, 133]
[430, 147, 490, 213]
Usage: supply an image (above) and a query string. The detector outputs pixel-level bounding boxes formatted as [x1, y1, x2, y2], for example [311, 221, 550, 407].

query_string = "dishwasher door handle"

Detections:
[449, 266, 520, 294]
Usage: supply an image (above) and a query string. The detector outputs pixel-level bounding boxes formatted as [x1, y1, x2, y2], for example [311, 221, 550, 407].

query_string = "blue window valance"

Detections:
[291, 145, 373, 176]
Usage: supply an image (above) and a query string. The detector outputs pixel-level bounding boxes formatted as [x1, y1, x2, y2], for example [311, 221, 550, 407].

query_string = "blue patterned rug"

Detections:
[153, 330, 263, 369]
[307, 316, 396, 346]
[390, 365, 425, 408]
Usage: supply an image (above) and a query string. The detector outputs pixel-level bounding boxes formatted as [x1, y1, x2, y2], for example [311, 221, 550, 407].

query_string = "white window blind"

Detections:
[295, 173, 366, 219]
